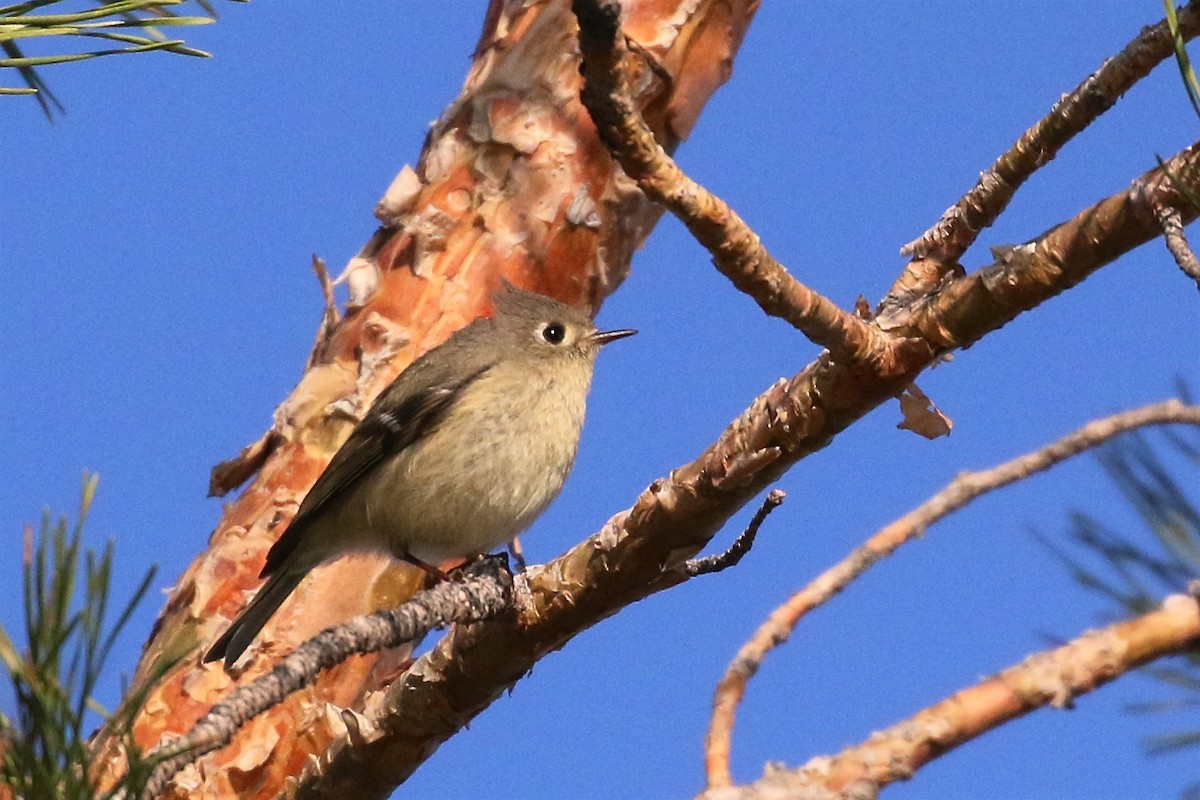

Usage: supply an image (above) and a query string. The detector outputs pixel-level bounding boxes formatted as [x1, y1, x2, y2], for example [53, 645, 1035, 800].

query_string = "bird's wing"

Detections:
[261, 359, 494, 576]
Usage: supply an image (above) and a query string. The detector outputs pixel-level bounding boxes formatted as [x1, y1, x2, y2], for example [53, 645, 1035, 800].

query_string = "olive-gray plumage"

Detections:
[204, 284, 633, 665]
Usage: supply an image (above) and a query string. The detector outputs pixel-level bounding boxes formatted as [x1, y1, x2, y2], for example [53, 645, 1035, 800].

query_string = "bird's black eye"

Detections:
[541, 322, 566, 344]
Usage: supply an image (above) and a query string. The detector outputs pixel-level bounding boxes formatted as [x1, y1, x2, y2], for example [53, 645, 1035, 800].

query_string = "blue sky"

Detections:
[3, 3, 1199, 799]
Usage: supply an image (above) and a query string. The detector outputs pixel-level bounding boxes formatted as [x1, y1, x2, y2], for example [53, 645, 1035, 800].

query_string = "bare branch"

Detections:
[699, 592, 1200, 800]
[900, 1, 1200, 264]
[704, 399, 1200, 788]
[141, 559, 514, 800]
[882, 139, 1200, 343]
[1157, 205, 1200, 290]
[121, 8, 1200, 796]
[300, 140, 1200, 799]
[685, 490, 786, 578]
[571, 0, 875, 361]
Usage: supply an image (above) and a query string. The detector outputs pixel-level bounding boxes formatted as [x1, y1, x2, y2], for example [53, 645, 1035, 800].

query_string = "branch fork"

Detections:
[571, 0, 880, 365]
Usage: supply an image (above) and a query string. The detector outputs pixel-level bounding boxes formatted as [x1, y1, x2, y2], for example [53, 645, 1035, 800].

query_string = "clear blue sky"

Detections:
[3, 3, 1199, 799]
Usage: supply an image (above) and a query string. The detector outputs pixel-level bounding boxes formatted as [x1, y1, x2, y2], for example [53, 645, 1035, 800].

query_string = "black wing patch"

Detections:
[261, 363, 493, 576]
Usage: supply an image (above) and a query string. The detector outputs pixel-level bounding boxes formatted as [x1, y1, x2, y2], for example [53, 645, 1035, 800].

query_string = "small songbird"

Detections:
[204, 283, 635, 666]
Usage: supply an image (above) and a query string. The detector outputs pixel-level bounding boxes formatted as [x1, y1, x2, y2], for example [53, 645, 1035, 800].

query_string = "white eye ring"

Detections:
[540, 322, 566, 344]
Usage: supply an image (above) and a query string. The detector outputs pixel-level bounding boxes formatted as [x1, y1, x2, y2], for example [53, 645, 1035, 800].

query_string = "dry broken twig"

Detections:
[705, 399, 1200, 788]
[571, 0, 875, 361]
[306, 254, 342, 370]
[141, 558, 515, 800]
[1157, 205, 1200, 290]
[699, 591, 1200, 800]
[208, 256, 341, 498]
[206, 428, 283, 498]
[685, 490, 786, 578]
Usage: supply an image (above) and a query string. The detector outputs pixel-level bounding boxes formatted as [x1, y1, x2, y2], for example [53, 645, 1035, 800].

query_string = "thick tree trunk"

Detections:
[92, 2, 759, 797]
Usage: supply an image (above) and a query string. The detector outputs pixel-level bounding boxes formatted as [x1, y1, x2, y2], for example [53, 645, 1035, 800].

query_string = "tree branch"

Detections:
[141, 559, 514, 800]
[297, 139, 1200, 800]
[704, 399, 1200, 788]
[899, 1, 1200, 265]
[685, 490, 786, 578]
[1157, 205, 1200, 290]
[881, 139, 1200, 343]
[571, 0, 876, 361]
[698, 592, 1200, 800]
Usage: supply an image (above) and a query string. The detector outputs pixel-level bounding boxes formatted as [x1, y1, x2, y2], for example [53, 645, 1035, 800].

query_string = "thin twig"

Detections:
[141, 558, 514, 800]
[697, 592, 1200, 800]
[881, 138, 1200, 341]
[900, 1, 1200, 264]
[704, 399, 1200, 789]
[571, 0, 875, 361]
[208, 254, 342, 498]
[1157, 205, 1200, 290]
[306, 254, 342, 370]
[685, 490, 785, 578]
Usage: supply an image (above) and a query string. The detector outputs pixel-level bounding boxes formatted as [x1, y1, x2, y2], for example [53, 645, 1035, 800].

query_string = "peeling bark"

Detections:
[91, 2, 763, 798]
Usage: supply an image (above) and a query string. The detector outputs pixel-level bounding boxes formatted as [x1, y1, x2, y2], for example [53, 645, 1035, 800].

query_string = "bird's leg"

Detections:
[401, 553, 450, 582]
[507, 535, 527, 573]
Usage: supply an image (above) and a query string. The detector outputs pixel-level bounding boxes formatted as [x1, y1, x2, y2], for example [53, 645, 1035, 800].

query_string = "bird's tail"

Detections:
[203, 568, 305, 666]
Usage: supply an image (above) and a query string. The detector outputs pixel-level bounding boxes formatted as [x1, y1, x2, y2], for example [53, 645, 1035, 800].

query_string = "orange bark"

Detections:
[91, 2, 761, 797]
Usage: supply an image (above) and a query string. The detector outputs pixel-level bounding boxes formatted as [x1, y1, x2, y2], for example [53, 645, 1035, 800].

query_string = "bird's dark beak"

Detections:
[590, 328, 637, 346]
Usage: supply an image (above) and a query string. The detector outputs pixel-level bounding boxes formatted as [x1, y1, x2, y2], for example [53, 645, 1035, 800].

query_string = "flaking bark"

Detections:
[91, 2, 764, 798]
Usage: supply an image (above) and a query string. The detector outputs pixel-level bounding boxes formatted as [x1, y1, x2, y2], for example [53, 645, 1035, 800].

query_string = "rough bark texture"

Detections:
[899, 0, 1200, 262]
[139, 561, 515, 800]
[292, 137, 1200, 798]
[86, 2, 1200, 798]
[91, 2, 762, 798]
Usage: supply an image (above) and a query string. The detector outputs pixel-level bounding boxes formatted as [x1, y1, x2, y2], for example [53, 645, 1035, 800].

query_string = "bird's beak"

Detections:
[590, 328, 637, 346]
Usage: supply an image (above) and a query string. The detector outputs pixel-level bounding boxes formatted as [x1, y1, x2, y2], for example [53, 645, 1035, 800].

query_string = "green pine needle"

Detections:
[1165, 0, 1200, 122]
[1057, 419, 1200, 782]
[0, 0, 242, 119]
[0, 473, 168, 800]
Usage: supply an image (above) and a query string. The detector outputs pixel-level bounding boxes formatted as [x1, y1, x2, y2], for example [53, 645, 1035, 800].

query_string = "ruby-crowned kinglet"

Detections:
[204, 284, 634, 665]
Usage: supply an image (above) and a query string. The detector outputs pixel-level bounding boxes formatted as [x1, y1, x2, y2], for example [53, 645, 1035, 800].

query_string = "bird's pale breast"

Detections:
[318, 356, 592, 564]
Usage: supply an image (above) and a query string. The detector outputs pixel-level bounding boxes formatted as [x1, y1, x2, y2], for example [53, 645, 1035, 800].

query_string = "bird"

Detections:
[204, 282, 635, 665]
